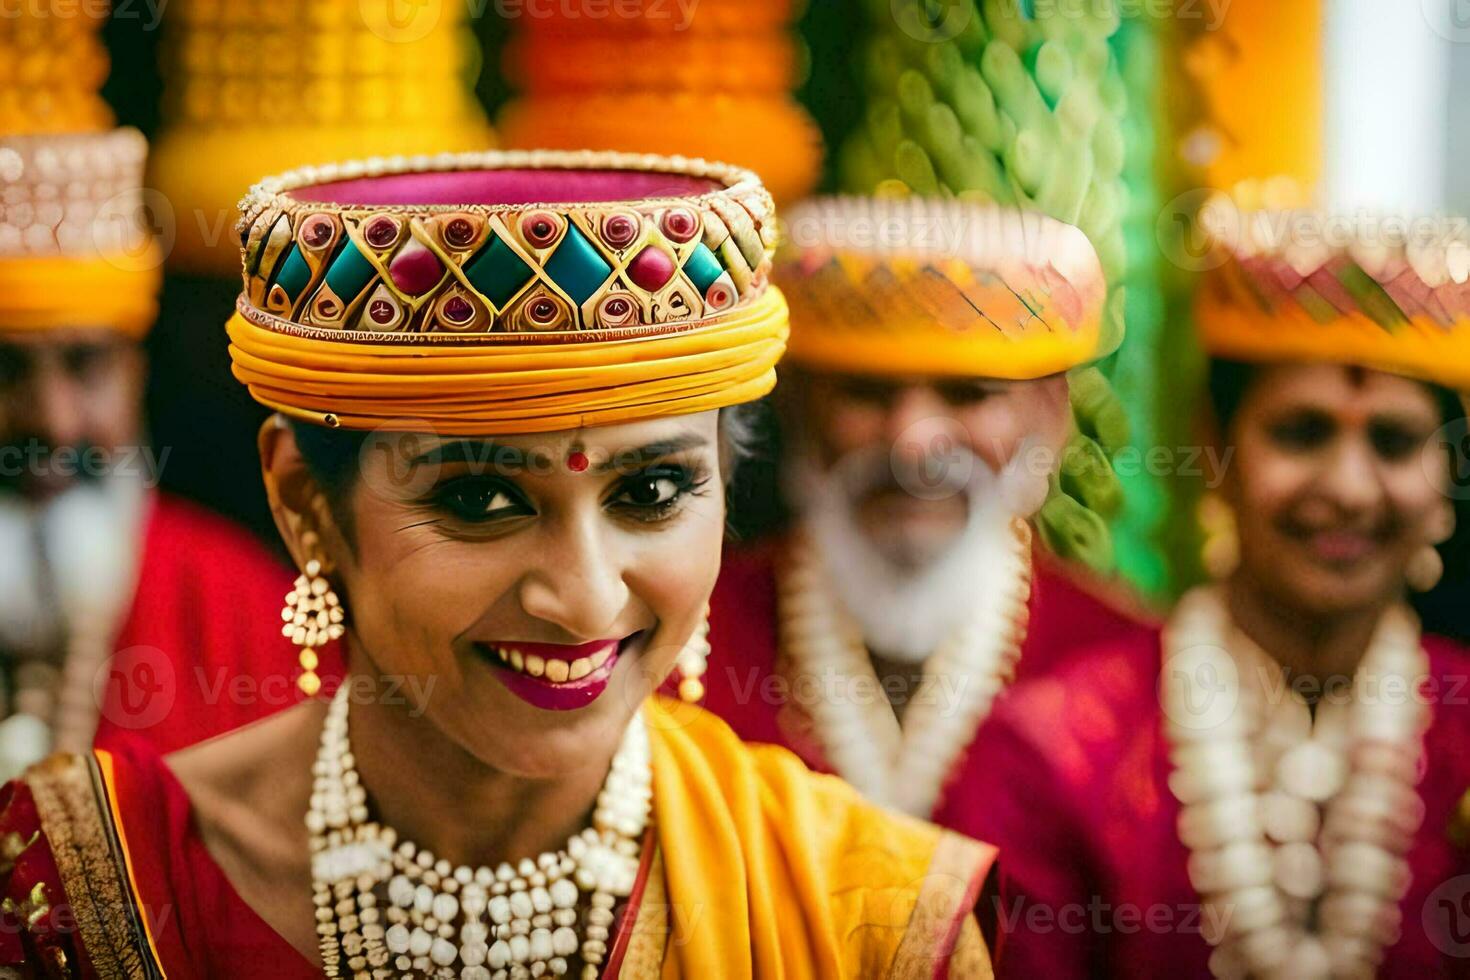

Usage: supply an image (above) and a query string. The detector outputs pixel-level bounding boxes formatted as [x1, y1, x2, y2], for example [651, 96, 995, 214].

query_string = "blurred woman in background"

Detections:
[968, 199, 1470, 978]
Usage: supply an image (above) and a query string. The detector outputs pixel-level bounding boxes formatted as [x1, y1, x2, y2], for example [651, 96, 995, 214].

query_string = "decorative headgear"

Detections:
[0, 5, 162, 337]
[774, 196, 1116, 380]
[227, 150, 788, 433]
[1196, 193, 1470, 391]
[148, 0, 493, 277]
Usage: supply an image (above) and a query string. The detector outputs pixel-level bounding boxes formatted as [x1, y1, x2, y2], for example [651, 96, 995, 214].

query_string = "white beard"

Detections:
[791, 443, 1046, 664]
[0, 475, 146, 655]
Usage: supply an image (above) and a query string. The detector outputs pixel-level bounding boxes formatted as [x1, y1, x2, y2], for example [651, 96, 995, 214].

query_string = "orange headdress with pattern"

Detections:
[773, 197, 1118, 380]
[1196, 193, 1470, 391]
[0, 3, 162, 337]
[227, 150, 788, 434]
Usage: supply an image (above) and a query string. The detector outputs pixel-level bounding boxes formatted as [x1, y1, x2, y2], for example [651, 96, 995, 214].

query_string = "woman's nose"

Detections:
[516, 519, 630, 640]
[1319, 436, 1386, 514]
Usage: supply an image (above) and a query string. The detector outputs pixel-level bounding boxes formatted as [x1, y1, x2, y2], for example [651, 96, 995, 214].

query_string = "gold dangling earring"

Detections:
[675, 609, 711, 704]
[282, 535, 345, 697]
[1199, 493, 1239, 580]
[1406, 546, 1444, 593]
[1408, 505, 1455, 593]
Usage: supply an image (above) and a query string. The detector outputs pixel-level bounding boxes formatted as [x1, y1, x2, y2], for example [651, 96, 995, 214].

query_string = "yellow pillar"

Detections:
[148, 0, 494, 276]
[1179, 0, 1323, 199]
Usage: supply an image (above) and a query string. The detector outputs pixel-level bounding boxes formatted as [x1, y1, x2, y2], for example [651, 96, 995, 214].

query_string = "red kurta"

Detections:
[0, 701, 996, 978]
[93, 493, 343, 753]
[702, 536, 1155, 790]
[0, 736, 657, 978]
[963, 628, 1470, 978]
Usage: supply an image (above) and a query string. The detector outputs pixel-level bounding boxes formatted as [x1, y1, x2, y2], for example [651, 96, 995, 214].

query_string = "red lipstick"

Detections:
[477, 637, 626, 711]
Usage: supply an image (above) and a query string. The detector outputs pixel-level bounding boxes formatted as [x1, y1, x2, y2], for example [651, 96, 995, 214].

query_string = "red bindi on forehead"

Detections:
[567, 450, 589, 473]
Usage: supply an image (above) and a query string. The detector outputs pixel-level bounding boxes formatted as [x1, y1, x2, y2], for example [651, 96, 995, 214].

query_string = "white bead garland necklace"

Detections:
[1163, 586, 1430, 980]
[776, 519, 1032, 817]
[308, 683, 652, 980]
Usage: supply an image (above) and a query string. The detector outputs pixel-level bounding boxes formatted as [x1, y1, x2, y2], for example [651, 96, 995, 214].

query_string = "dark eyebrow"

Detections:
[596, 433, 710, 472]
[411, 440, 530, 471]
[1367, 408, 1437, 428]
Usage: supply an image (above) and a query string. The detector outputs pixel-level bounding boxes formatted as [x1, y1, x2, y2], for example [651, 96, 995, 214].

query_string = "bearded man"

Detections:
[700, 197, 1152, 824]
[0, 122, 335, 776]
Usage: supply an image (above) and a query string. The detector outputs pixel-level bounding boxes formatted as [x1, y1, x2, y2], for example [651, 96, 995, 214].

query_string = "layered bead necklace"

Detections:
[308, 684, 652, 980]
[1163, 586, 1429, 980]
[776, 518, 1032, 817]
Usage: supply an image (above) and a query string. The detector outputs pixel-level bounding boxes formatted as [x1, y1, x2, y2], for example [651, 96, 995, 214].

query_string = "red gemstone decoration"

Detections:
[389, 242, 444, 296]
[369, 299, 397, 324]
[706, 283, 734, 310]
[302, 216, 333, 249]
[661, 208, 698, 243]
[567, 451, 589, 473]
[627, 246, 676, 291]
[365, 217, 398, 249]
[444, 217, 476, 249]
[529, 298, 559, 325]
[521, 211, 561, 249]
[442, 296, 474, 323]
[602, 213, 638, 249]
[605, 297, 630, 317]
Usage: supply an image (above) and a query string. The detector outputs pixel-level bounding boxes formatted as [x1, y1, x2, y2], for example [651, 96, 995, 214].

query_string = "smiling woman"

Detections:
[963, 199, 1470, 978]
[0, 151, 996, 979]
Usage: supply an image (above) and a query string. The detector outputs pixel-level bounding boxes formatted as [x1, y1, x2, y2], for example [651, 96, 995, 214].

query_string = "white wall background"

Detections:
[1324, 0, 1454, 214]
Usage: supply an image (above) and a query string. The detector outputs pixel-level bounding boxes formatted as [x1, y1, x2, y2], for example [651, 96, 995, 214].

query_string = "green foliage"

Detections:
[838, 0, 1136, 577]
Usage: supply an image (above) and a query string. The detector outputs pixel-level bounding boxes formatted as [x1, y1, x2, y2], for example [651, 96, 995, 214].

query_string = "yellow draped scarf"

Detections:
[642, 697, 995, 978]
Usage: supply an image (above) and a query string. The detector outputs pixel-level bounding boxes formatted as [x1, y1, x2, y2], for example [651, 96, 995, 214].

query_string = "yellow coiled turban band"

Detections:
[0, 255, 160, 338]
[228, 287, 788, 434]
[228, 150, 787, 432]
[774, 197, 1117, 380]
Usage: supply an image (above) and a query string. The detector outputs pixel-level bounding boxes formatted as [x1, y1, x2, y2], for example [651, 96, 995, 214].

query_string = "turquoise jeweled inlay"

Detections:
[463, 234, 536, 309]
[543, 224, 614, 306]
[324, 239, 378, 303]
[681, 243, 725, 293]
[270, 243, 312, 303]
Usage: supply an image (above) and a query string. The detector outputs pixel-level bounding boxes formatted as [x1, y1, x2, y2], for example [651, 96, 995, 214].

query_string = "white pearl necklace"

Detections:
[1163, 586, 1429, 980]
[776, 519, 1032, 817]
[308, 684, 652, 980]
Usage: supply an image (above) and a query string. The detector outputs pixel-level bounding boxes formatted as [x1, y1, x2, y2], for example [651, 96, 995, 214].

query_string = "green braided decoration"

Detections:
[837, 0, 1133, 573]
[1105, 14, 1202, 598]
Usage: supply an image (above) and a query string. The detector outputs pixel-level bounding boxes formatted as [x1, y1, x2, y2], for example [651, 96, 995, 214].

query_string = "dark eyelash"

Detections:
[609, 464, 712, 521]
[428, 475, 532, 523]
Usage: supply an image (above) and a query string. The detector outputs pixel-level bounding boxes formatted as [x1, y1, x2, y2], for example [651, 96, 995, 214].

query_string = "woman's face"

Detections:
[1224, 363, 1450, 618]
[311, 411, 725, 779]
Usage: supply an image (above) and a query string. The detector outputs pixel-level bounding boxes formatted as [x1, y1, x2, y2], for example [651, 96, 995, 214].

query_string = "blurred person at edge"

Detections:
[967, 198, 1470, 978]
[0, 154, 997, 976]
[0, 127, 336, 773]
[700, 196, 1153, 828]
